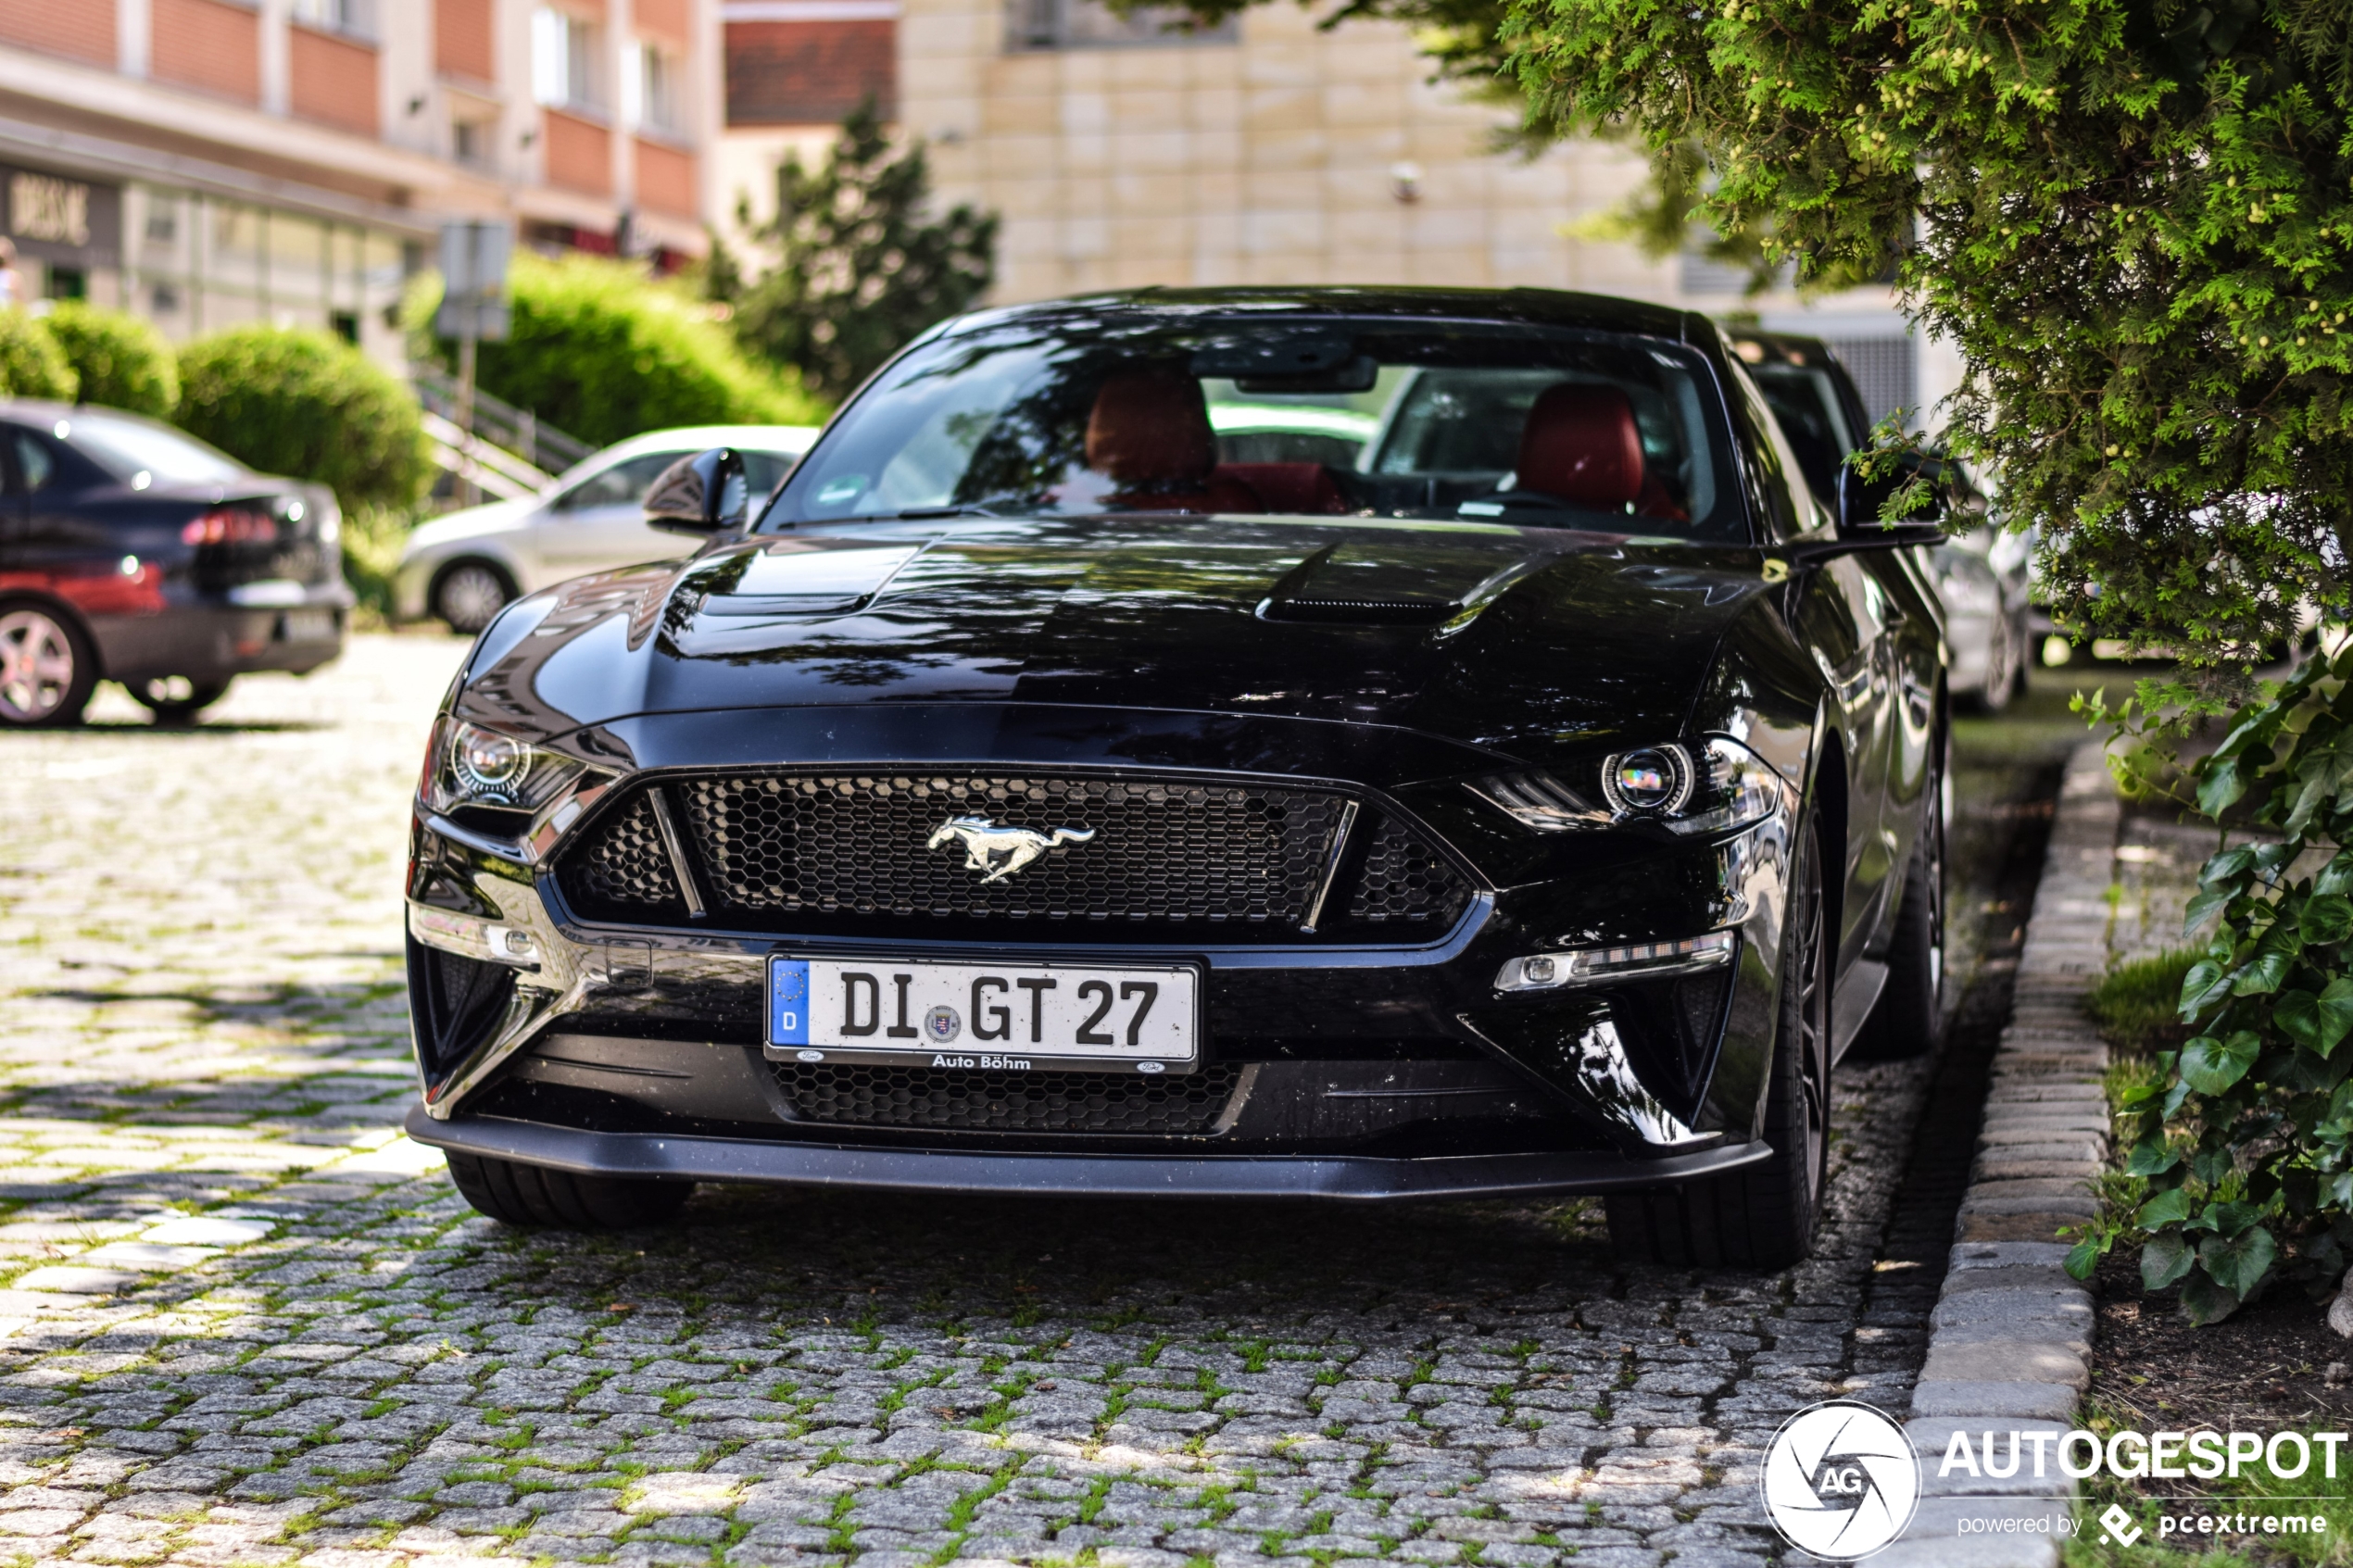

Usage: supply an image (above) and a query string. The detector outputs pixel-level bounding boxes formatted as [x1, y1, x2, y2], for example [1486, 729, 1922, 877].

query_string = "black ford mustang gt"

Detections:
[400, 288, 1950, 1268]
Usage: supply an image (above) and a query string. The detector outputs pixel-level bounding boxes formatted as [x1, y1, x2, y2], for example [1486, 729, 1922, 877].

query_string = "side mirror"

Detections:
[1775, 522, 1947, 570]
[644, 447, 749, 536]
[1836, 454, 1948, 535]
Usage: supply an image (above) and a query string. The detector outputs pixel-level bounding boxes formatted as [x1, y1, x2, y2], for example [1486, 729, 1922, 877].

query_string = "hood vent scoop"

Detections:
[1253, 537, 1545, 628]
[1261, 596, 1457, 625]
[686, 541, 923, 620]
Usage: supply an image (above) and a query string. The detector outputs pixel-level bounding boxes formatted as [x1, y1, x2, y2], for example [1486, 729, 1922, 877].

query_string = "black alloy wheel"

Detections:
[432, 560, 515, 634]
[127, 675, 233, 726]
[0, 603, 96, 728]
[1606, 811, 1831, 1269]
[1853, 734, 1947, 1060]
[446, 1150, 693, 1230]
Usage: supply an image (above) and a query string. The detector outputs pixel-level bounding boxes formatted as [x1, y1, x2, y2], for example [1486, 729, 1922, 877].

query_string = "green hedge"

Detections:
[176, 326, 430, 512]
[430, 253, 824, 447]
[42, 302, 175, 417]
[0, 309, 75, 400]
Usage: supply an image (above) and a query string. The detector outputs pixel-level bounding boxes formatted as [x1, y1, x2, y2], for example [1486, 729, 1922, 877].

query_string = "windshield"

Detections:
[62, 410, 250, 485]
[762, 311, 1745, 539]
[1746, 361, 1860, 506]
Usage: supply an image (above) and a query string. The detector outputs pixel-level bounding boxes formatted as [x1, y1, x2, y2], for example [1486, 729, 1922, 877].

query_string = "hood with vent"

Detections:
[451, 514, 1776, 770]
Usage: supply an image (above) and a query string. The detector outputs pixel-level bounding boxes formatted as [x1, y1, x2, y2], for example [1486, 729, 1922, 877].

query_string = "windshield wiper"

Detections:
[893, 504, 1004, 520]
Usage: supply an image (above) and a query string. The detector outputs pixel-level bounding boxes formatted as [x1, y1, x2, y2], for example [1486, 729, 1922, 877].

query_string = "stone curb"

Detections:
[1877, 741, 2116, 1568]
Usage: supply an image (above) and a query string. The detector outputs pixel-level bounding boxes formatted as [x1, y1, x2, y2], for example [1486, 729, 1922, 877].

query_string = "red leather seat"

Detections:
[1213, 461, 1348, 515]
[1085, 370, 1262, 513]
[1516, 383, 1688, 522]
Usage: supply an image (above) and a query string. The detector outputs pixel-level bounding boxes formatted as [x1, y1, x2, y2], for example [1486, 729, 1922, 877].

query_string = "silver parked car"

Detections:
[1728, 330, 2033, 710]
[396, 424, 817, 631]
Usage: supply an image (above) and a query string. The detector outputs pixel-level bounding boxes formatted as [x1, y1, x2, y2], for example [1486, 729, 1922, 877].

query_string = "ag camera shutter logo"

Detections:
[1760, 1399, 1920, 1560]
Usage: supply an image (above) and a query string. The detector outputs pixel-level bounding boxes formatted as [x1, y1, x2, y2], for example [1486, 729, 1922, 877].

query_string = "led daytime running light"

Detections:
[1496, 930, 1737, 991]
[1468, 737, 1793, 836]
[423, 718, 598, 818]
[1601, 744, 1695, 816]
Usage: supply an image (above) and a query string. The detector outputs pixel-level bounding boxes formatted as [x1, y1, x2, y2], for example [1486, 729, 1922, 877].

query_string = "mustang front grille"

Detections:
[560, 793, 688, 918]
[555, 771, 1472, 940]
[769, 1060, 1245, 1135]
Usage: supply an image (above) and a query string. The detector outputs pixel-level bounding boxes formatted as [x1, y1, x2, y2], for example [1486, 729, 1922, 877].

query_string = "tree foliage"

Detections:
[728, 100, 998, 402]
[430, 253, 824, 448]
[176, 325, 430, 512]
[40, 301, 175, 418]
[1501, 0, 2353, 672]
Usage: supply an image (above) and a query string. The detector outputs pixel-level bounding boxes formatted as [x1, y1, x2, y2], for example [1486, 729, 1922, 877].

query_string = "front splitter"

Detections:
[402, 1105, 1769, 1201]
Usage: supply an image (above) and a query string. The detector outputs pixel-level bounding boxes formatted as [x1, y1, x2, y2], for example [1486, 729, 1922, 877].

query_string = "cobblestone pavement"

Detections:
[0, 636, 2034, 1568]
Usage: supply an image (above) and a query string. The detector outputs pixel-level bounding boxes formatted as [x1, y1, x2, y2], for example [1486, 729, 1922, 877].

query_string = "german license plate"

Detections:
[279, 608, 336, 643]
[766, 956, 1200, 1073]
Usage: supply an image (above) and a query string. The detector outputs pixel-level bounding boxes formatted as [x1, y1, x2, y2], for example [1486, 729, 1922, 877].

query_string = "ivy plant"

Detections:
[2071, 643, 2353, 1322]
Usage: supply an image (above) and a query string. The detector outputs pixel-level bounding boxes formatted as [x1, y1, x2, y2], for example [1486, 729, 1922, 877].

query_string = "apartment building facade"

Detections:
[0, 0, 722, 365]
[723, 0, 1953, 428]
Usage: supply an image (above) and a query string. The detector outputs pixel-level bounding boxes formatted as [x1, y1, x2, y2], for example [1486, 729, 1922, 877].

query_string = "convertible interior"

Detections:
[1076, 365, 1692, 523]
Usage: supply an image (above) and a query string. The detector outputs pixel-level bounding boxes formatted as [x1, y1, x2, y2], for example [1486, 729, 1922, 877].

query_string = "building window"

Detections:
[453, 118, 493, 168]
[1007, 0, 1235, 49]
[532, 8, 600, 110]
[623, 41, 681, 133]
[292, 0, 375, 39]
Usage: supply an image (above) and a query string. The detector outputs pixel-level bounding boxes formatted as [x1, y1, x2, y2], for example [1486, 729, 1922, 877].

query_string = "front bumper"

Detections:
[403, 1102, 1772, 1199]
[401, 704, 1806, 1189]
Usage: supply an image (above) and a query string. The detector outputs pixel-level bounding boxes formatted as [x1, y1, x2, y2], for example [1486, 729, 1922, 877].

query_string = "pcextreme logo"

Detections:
[1759, 1400, 1922, 1561]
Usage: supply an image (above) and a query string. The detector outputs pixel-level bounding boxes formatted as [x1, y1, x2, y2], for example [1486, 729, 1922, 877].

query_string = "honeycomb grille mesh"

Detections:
[676, 773, 1345, 935]
[558, 794, 685, 920]
[555, 772, 1474, 940]
[1345, 814, 1474, 928]
[770, 1060, 1244, 1134]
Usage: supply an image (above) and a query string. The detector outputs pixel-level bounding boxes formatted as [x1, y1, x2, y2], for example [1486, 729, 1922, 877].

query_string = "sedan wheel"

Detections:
[0, 607, 95, 728]
[434, 562, 513, 634]
[1979, 608, 2020, 712]
[128, 675, 233, 726]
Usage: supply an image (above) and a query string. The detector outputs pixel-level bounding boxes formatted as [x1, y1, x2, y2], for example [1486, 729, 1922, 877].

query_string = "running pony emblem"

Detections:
[926, 816, 1096, 884]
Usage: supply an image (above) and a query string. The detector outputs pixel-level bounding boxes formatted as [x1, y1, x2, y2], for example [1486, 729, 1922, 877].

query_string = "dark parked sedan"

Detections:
[0, 402, 348, 726]
[399, 288, 1948, 1268]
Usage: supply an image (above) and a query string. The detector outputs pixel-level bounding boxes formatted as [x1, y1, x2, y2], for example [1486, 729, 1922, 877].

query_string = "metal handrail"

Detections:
[418, 409, 554, 501]
[409, 362, 594, 473]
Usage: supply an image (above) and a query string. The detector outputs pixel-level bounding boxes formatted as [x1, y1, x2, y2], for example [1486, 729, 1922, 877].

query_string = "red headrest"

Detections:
[1087, 369, 1216, 490]
[1516, 383, 1645, 509]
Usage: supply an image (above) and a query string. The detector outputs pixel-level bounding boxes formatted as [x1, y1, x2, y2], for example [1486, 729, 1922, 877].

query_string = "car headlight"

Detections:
[1470, 736, 1795, 837]
[422, 719, 595, 815]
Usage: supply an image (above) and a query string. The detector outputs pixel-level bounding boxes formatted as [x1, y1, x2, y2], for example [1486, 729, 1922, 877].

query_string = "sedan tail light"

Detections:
[182, 508, 276, 546]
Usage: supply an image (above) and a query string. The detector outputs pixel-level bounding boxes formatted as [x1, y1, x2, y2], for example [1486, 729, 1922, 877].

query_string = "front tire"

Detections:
[1853, 737, 1946, 1060]
[432, 560, 515, 634]
[446, 1151, 693, 1230]
[1606, 812, 1831, 1270]
[0, 604, 96, 728]
[128, 676, 233, 725]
